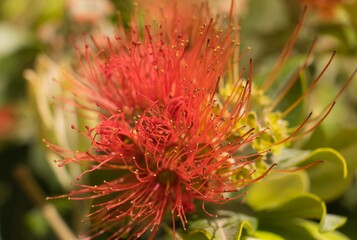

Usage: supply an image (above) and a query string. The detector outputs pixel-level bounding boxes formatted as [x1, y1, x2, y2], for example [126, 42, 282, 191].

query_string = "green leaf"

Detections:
[249, 230, 285, 240]
[326, 128, 357, 150]
[319, 214, 347, 233]
[327, 128, 357, 176]
[259, 219, 349, 240]
[255, 192, 347, 233]
[187, 211, 257, 240]
[295, 219, 349, 240]
[272, 148, 311, 169]
[245, 171, 309, 211]
[271, 147, 351, 203]
[258, 193, 325, 220]
[301, 125, 327, 150]
[298, 148, 348, 201]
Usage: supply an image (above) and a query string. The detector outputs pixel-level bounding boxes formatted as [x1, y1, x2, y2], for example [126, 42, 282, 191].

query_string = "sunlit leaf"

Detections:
[298, 148, 348, 201]
[253, 193, 347, 234]
[272, 148, 311, 169]
[320, 214, 347, 233]
[258, 193, 325, 220]
[328, 128, 357, 150]
[295, 219, 349, 240]
[249, 230, 285, 240]
[245, 171, 309, 211]
[187, 211, 257, 240]
[259, 219, 349, 240]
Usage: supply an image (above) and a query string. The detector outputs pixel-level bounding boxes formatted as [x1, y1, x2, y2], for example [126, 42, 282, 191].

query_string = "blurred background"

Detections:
[0, 0, 357, 239]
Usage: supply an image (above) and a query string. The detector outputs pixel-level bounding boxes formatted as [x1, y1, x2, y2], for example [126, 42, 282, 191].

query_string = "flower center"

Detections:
[138, 115, 173, 147]
[157, 170, 177, 185]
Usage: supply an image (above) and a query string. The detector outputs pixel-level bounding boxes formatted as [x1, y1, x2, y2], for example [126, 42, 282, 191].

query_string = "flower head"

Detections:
[49, 46, 272, 239]
[46, 1, 355, 239]
[46, 2, 279, 238]
[51, 92, 271, 238]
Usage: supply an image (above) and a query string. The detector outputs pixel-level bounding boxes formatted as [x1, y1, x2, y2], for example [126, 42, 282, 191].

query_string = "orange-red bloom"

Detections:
[47, 2, 277, 239]
[51, 97, 271, 238]
[46, 1, 355, 239]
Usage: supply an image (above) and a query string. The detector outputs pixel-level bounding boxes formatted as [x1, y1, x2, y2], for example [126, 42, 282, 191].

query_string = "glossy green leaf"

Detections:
[298, 148, 348, 201]
[301, 125, 327, 150]
[187, 211, 257, 240]
[327, 128, 357, 177]
[259, 219, 349, 240]
[271, 147, 350, 203]
[249, 230, 285, 240]
[272, 148, 311, 169]
[245, 171, 309, 211]
[258, 193, 325, 220]
[255, 192, 347, 233]
[295, 219, 349, 240]
[326, 128, 357, 150]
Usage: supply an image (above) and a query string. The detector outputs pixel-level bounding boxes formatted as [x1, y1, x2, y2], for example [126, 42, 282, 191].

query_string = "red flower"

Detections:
[50, 84, 273, 239]
[67, 1, 238, 119]
[47, 3, 278, 237]
[47, 1, 355, 239]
